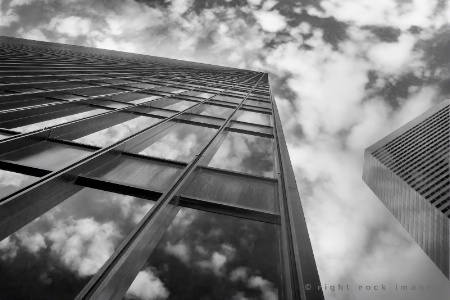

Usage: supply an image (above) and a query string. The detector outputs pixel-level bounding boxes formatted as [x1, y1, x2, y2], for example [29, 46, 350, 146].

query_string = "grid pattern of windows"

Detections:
[0, 36, 323, 299]
[363, 99, 450, 278]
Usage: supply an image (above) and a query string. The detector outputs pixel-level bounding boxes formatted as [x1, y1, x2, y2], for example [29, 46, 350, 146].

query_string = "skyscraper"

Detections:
[0, 36, 323, 299]
[363, 99, 449, 278]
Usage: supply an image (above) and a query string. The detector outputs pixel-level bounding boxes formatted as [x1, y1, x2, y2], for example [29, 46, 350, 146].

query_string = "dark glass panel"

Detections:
[0, 188, 154, 299]
[0, 169, 38, 199]
[236, 110, 271, 126]
[244, 99, 271, 110]
[0, 97, 58, 110]
[181, 168, 278, 212]
[112, 92, 160, 104]
[89, 156, 184, 191]
[74, 115, 160, 147]
[139, 124, 217, 162]
[73, 87, 121, 97]
[128, 83, 162, 89]
[0, 141, 94, 171]
[229, 121, 273, 135]
[13, 108, 107, 133]
[208, 132, 274, 177]
[89, 99, 131, 109]
[125, 208, 279, 300]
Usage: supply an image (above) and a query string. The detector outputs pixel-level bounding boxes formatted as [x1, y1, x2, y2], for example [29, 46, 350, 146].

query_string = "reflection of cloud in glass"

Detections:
[14, 108, 107, 132]
[139, 124, 217, 162]
[199, 104, 234, 118]
[126, 268, 169, 300]
[127, 207, 278, 299]
[75, 116, 159, 147]
[0, 188, 154, 299]
[236, 110, 271, 126]
[0, 169, 38, 199]
[208, 132, 274, 177]
[165, 100, 196, 111]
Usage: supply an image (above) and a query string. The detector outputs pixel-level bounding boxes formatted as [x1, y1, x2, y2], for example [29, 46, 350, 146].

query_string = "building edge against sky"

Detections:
[0, 36, 323, 299]
[363, 98, 450, 279]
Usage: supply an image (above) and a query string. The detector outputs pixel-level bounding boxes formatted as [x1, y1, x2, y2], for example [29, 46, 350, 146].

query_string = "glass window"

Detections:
[128, 83, 161, 89]
[0, 188, 154, 299]
[244, 99, 271, 110]
[112, 93, 159, 104]
[199, 104, 234, 119]
[182, 91, 215, 98]
[74, 115, 160, 147]
[212, 95, 242, 104]
[229, 121, 273, 136]
[208, 132, 274, 177]
[125, 208, 279, 300]
[0, 97, 58, 110]
[236, 110, 271, 126]
[73, 87, 121, 97]
[0, 169, 38, 199]
[139, 124, 217, 162]
[164, 100, 197, 112]
[13, 108, 107, 133]
[0, 141, 94, 171]
[0, 133, 12, 140]
[89, 156, 184, 191]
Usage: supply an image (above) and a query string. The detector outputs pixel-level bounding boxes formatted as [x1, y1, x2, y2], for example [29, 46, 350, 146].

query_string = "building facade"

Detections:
[363, 99, 450, 278]
[0, 36, 323, 299]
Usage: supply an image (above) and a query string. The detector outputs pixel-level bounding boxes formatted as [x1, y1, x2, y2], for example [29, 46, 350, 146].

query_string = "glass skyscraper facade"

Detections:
[0, 36, 323, 299]
[363, 99, 450, 278]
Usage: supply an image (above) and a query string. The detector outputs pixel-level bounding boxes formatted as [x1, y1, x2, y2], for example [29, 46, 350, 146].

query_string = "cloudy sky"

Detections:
[1, 0, 450, 299]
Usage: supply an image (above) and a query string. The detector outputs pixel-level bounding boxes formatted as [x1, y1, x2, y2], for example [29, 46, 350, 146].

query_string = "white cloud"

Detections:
[230, 267, 249, 281]
[16, 231, 46, 253]
[164, 241, 190, 263]
[367, 33, 421, 74]
[126, 269, 169, 300]
[9, 0, 36, 7]
[247, 0, 262, 6]
[247, 276, 277, 300]
[0, 237, 18, 260]
[198, 252, 227, 276]
[46, 218, 120, 277]
[48, 16, 91, 37]
[253, 10, 287, 33]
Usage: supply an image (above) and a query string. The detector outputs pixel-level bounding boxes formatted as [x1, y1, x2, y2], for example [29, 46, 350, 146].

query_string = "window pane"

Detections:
[0, 169, 38, 199]
[236, 110, 271, 126]
[182, 91, 215, 98]
[125, 208, 279, 300]
[74, 116, 160, 147]
[139, 124, 217, 162]
[13, 108, 107, 133]
[208, 132, 274, 177]
[165, 100, 197, 111]
[0, 141, 94, 170]
[0, 188, 154, 299]
[199, 104, 234, 118]
[212, 95, 242, 104]
[244, 99, 271, 110]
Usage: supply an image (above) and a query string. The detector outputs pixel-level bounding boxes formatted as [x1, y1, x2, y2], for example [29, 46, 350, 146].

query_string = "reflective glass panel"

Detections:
[208, 132, 274, 177]
[74, 116, 160, 147]
[164, 100, 197, 111]
[0, 97, 58, 110]
[244, 99, 271, 109]
[199, 104, 234, 118]
[139, 124, 217, 162]
[0, 188, 154, 299]
[0, 169, 38, 199]
[0, 133, 12, 140]
[13, 108, 107, 133]
[236, 110, 271, 126]
[125, 208, 279, 300]
[0, 141, 93, 171]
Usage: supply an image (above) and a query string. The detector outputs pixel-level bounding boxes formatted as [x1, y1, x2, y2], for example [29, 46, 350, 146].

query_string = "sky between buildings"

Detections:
[1, 0, 450, 299]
